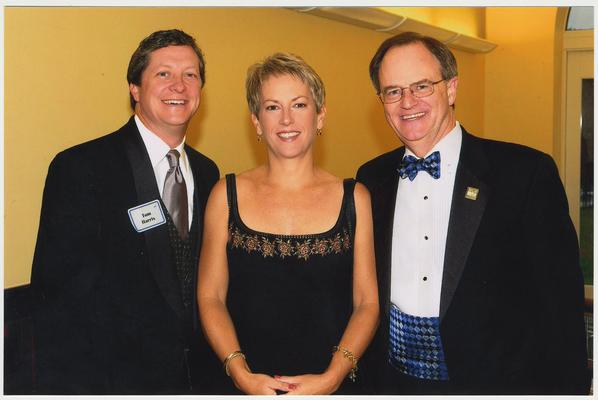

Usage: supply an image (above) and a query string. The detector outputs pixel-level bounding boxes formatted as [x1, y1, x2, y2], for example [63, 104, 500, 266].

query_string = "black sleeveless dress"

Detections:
[222, 174, 358, 394]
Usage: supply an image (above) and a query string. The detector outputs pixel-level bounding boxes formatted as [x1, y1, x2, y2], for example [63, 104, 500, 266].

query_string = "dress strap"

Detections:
[342, 178, 357, 240]
[225, 174, 238, 224]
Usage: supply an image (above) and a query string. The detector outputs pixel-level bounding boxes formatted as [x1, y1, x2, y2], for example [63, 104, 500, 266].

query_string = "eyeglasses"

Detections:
[379, 79, 445, 104]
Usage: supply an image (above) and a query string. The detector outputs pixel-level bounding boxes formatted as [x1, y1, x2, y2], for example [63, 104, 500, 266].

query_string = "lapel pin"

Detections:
[465, 187, 479, 201]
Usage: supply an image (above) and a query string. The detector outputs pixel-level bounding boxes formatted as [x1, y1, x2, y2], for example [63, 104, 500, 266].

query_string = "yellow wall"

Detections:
[483, 7, 558, 154]
[4, 7, 486, 288]
[380, 7, 486, 38]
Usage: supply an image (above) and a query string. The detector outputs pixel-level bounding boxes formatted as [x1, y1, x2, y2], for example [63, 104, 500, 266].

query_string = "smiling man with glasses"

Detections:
[356, 31, 589, 395]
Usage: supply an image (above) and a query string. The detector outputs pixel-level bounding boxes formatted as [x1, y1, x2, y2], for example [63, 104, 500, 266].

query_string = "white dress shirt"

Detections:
[135, 115, 195, 229]
[390, 122, 463, 317]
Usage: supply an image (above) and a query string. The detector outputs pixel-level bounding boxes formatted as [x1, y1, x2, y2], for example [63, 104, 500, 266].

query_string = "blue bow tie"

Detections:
[398, 151, 441, 181]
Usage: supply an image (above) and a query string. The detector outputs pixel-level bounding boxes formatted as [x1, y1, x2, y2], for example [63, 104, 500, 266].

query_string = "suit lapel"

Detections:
[121, 117, 185, 319]
[439, 130, 489, 320]
[373, 148, 404, 322]
[186, 146, 208, 261]
[186, 148, 210, 331]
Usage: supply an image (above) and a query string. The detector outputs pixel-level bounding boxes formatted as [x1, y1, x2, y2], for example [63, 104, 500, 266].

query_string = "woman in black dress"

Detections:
[197, 53, 378, 395]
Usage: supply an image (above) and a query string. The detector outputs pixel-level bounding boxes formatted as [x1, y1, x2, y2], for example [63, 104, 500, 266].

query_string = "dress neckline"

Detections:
[227, 174, 348, 240]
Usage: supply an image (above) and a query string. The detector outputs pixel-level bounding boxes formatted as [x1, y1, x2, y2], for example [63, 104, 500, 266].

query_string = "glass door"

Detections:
[564, 49, 594, 286]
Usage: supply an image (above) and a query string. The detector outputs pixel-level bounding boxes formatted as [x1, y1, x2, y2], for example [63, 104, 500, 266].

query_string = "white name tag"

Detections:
[128, 200, 166, 233]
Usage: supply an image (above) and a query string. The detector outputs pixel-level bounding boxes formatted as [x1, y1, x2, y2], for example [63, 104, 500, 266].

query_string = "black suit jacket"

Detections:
[356, 128, 589, 394]
[30, 117, 220, 394]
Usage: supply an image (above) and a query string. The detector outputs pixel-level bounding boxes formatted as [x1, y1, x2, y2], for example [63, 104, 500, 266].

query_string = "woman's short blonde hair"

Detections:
[245, 52, 326, 116]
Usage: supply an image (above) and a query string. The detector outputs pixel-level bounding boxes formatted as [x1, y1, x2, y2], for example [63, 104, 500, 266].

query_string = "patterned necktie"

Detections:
[398, 151, 441, 181]
[163, 150, 188, 240]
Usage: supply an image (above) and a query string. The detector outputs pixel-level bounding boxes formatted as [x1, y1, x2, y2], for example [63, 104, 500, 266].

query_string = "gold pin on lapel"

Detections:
[465, 187, 479, 200]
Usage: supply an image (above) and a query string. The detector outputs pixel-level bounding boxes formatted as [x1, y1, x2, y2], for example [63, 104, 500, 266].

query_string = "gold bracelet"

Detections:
[223, 350, 246, 377]
[332, 345, 359, 382]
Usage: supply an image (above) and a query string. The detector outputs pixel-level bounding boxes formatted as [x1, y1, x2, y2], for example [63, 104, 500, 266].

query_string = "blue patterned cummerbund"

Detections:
[389, 303, 449, 381]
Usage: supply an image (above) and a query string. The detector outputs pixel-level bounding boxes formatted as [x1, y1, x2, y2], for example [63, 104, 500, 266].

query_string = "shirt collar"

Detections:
[134, 115, 187, 168]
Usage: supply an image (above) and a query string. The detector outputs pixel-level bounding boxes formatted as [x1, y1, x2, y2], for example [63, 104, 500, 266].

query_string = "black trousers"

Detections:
[374, 362, 454, 395]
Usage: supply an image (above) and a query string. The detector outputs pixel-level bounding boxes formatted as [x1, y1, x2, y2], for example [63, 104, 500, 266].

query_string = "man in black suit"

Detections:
[357, 32, 589, 394]
[30, 29, 220, 394]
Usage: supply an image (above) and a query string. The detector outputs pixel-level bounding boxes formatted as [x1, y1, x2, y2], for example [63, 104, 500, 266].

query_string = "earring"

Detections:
[317, 129, 323, 136]
[257, 135, 262, 142]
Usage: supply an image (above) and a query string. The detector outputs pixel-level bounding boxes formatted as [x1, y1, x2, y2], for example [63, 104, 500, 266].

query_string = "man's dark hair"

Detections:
[369, 31, 458, 95]
[127, 29, 206, 110]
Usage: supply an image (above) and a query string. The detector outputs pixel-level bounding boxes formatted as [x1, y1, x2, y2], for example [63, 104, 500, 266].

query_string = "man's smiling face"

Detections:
[129, 45, 202, 140]
[378, 42, 457, 156]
